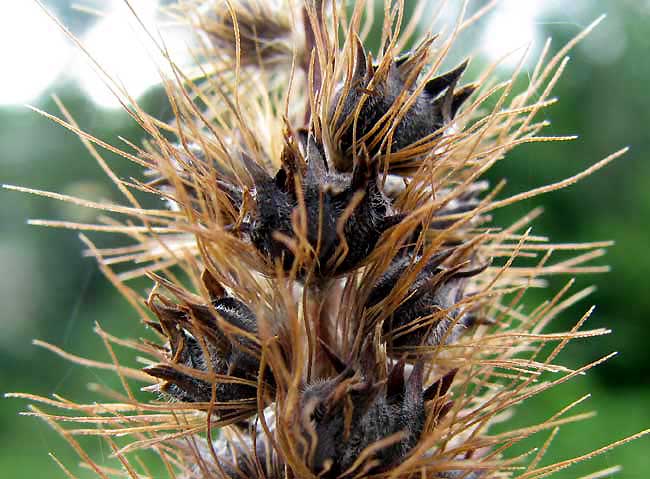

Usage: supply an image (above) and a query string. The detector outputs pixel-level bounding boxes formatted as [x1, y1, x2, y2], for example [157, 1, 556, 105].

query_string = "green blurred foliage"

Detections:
[487, 3, 650, 387]
[1, 1, 648, 478]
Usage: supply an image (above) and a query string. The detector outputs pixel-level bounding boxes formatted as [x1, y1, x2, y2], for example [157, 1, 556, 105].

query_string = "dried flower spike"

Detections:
[8, 2, 649, 479]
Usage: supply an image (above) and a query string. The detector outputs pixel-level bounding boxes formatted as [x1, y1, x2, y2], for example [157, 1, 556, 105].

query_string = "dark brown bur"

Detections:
[143, 271, 271, 418]
[329, 38, 477, 172]
[243, 134, 404, 281]
[201, 0, 294, 68]
[366, 251, 489, 353]
[295, 355, 457, 478]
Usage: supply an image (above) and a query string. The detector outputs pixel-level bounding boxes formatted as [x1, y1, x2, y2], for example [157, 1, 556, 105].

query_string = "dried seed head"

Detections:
[367, 252, 489, 353]
[195, 0, 298, 69]
[241, 132, 403, 280]
[143, 271, 271, 417]
[12, 3, 645, 479]
[329, 39, 476, 172]
[296, 358, 457, 478]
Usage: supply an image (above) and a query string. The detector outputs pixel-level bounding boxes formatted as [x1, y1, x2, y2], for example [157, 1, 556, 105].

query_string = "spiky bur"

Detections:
[141, 269, 274, 416]
[329, 39, 477, 172]
[6, 1, 649, 479]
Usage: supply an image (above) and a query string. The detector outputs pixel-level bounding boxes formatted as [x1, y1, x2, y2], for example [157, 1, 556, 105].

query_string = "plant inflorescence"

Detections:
[7, 1, 649, 478]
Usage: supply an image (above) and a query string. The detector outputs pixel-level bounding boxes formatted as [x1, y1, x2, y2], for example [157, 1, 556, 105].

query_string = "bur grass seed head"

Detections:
[7, 1, 649, 479]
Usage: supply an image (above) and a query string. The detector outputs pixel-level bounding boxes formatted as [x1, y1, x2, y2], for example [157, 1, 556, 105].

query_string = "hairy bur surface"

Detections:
[331, 39, 476, 167]
[144, 271, 265, 407]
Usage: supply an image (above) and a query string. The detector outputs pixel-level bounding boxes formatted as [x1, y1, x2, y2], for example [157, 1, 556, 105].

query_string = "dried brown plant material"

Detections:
[6, 1, 649, 479]
[195, 0, 298, 68]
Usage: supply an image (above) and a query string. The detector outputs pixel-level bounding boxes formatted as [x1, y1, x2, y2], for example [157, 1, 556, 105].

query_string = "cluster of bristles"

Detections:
[14, 1, 644, 479]
[142, 8, 491, 477]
